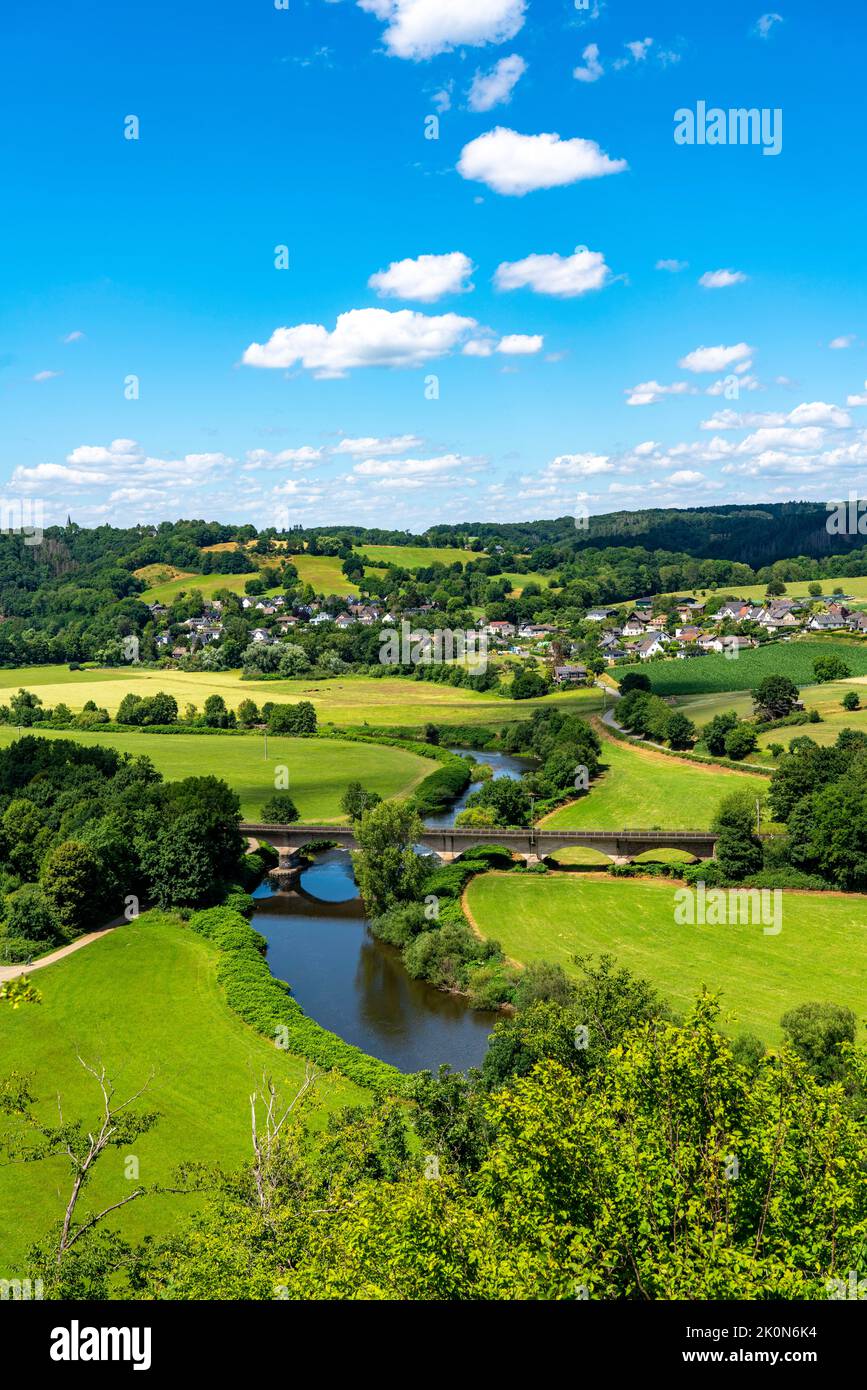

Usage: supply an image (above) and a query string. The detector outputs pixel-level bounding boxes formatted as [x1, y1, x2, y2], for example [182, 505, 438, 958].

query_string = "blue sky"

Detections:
[1, 0, 866, 531]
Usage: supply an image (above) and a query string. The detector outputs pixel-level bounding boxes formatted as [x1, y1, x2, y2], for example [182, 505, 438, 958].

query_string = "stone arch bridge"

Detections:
[240, 822, 749, 867]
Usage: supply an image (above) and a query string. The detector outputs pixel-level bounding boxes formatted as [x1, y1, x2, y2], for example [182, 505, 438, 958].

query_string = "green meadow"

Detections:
[355, 543, 478, 569]
[0, 916, 364, 1273]
[0, 726, 432, 821]
[665, 575, 867, 605]
[466, 873, 867, 1045]
[0, 667, 604, 730]
[139, 571, 284, 604]
[542, 731, 764, 831]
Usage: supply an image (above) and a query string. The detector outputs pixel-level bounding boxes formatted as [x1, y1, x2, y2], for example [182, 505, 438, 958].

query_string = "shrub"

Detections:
[403, 922, 498, 991]
[741, 869, 830, 891]
[458, 844, 514, 869]
[259, 793, 300, 824]
[724, 723, 759, 761]
[369, 902, 430, 949]
[265, 701, 317, 735]
[239, 852, 266, 890]
[512, 960, 577, 1010]
[4, 884, 59, 944]
[842, 690, 861, 711]
[683, 859, 729, 889]
[411, 758, 472, 817]
[465, 961, 519, 1009]
[0, 935, 39, 963]
[186, 907, 404, 1095]
[223, 888, 256, 917]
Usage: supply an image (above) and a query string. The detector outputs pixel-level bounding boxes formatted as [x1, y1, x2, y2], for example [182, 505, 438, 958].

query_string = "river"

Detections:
[251, 747, 534, 1072]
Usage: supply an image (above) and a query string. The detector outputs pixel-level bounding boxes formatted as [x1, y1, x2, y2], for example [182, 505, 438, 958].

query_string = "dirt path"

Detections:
[0, 925, 118, 982]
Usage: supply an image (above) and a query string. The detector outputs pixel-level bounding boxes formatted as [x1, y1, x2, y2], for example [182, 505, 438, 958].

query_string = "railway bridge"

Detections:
[240, 822, 741, 866]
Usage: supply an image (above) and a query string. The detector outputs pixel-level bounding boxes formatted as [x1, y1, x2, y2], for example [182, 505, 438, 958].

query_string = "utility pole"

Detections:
[756, 797, 761, 835]
[264, 729, 268, 760]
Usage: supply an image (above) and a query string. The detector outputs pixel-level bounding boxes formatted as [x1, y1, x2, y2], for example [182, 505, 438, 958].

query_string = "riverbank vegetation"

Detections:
[10, 981, 866, 1300]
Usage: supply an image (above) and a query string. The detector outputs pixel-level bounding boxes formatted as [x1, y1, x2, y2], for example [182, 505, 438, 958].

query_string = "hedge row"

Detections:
[601, 715, 771, 777]
[411, 757, 473, 816]
[187, 907, 406, 1097]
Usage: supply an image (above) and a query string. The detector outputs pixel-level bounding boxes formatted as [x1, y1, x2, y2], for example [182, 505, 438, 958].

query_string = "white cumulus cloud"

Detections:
[358, 0, 526, 61]
[244, 447, 322, 469]
[368, 251, 474, 302]
[573, 43, 603, 83]
[467, 54, 526, 111]
[699, 268, 748, 289]
[497, 334, 543, 354]
[457, 126, 627, 196]
[678, 343, 754, 373]
[242, 307, 478, 377]
[334, 435, 424, 456]
[626, 380, 697, 406]
[494, 245, 612, 298]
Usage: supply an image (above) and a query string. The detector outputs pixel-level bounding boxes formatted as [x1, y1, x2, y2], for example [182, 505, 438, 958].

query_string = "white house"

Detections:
[637, 635, 665, 660]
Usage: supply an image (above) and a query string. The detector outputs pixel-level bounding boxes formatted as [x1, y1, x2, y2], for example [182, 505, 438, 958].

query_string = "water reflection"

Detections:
[252, 850, 497, 1072]
[251, 746, 534, 1073]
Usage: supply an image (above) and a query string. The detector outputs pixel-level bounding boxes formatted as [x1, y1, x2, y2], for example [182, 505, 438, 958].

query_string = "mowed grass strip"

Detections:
[466, 873, 867, 1044]
[0, 667, 604, 729]
[542, 732, 763, 831]
[0, 728, 433, 821]
[0, 917, 364, 1273]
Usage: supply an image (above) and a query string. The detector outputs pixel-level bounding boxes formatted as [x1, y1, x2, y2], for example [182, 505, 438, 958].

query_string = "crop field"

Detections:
[355, 543, 478, 569]
[466, 873, 867, 1044]
[541, 729, 763, 830]
[0, 726, 432, 821]
[0, 916, 363, 1272]
[0, 667, 604, 729]
[616, 640, 867, 697]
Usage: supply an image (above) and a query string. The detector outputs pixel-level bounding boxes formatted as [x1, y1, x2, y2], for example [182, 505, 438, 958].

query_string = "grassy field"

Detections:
[0, 667, 604, 729]
[292, 554, 363, 595]
[0, 727, 432, 821]
[616, 640, 867, 697]
[466, 873, 867, 1044]
[677, 681, 867, 761]
[542, 730, 763, 831]
[664, 576, 867, 605]
[501, 571, 553, 594]
[140, 572, 283, 604]
[355, 543, 478, 569]
[0, 916, 364, 1273]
